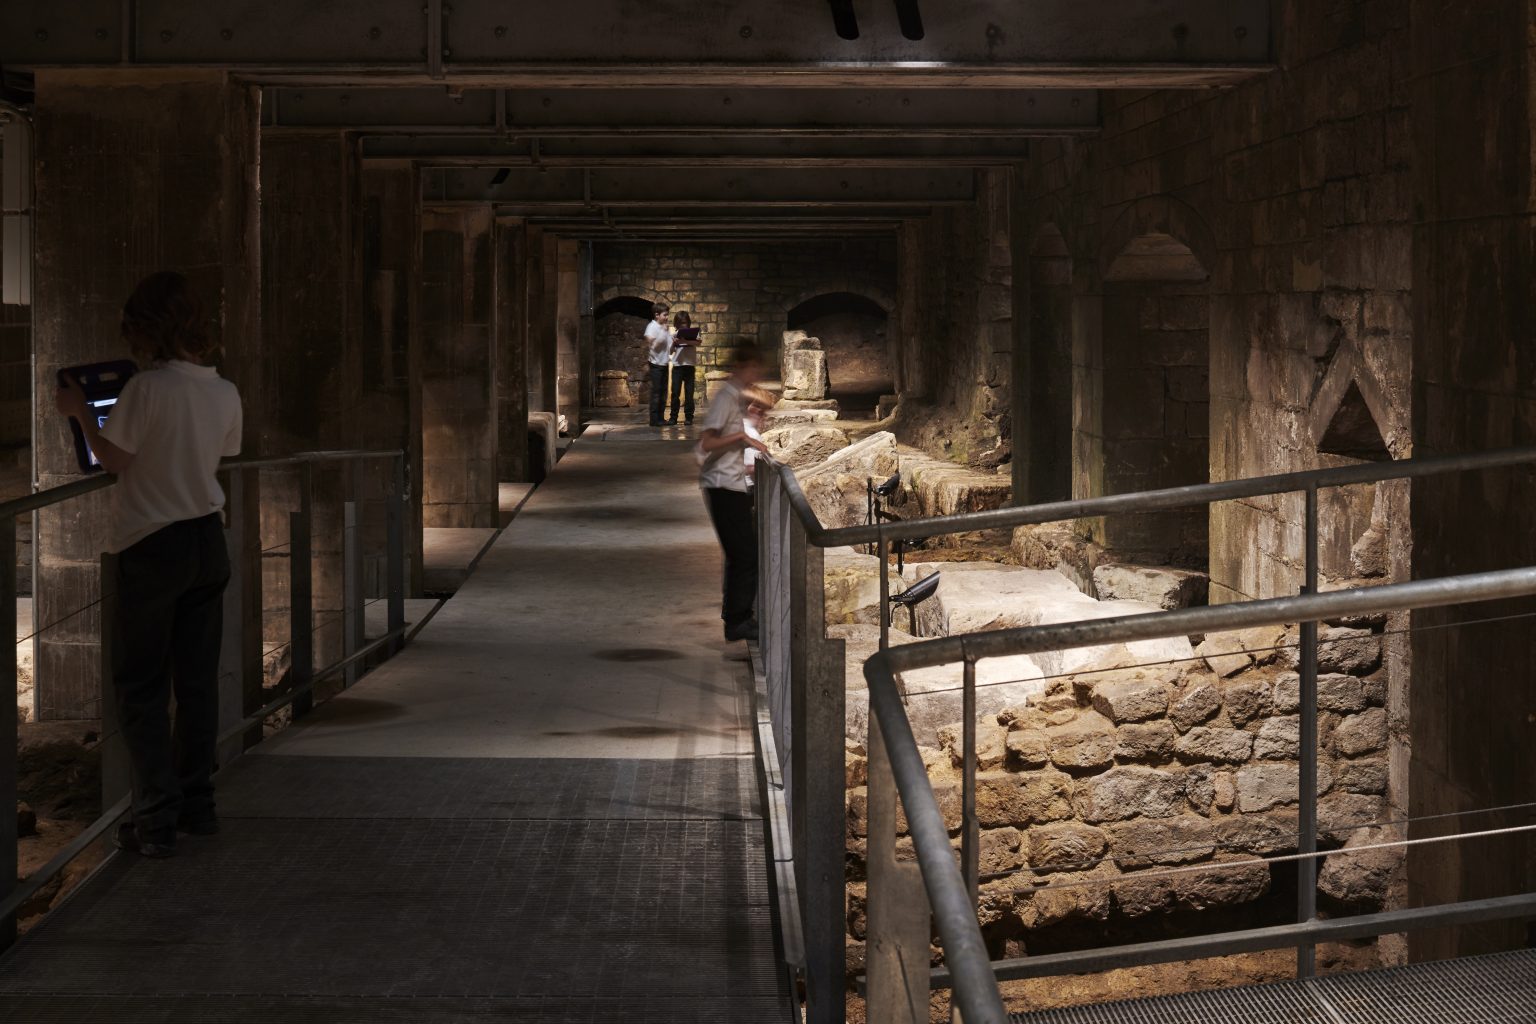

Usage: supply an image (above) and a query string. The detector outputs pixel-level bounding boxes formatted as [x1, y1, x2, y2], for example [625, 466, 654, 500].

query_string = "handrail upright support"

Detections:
[386, 456, 407, 655]
[289, 509, 313, 719]
[1298, 483, 1320, 978]
[99, 552, 129, 811]
[0, 516, 17, 948]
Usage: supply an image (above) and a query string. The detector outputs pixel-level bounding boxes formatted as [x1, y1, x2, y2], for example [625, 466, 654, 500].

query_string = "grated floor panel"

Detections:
[0, 755, 791, 1021]
[216, 754, 760, 821]
[1009, 948, 1536, 1023]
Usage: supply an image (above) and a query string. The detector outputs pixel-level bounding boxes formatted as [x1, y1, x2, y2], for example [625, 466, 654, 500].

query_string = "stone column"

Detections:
[419, 205, 497, 528]
[1407, 0, 1536, 959]
[494, 217, 530, 483]
[555, 238, 581, 432]
[31, 70, 258, 720]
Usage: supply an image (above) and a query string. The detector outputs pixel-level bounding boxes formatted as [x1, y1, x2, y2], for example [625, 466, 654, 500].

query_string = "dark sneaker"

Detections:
[116, 822, 175, 859]
[724, 619, 759, 643]
[178, 814, 220, 836]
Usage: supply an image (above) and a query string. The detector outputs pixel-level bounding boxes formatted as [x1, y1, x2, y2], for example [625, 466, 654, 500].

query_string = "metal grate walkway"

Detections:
[0, 432, 794, 1023]
[1010, 948, 1536, 1023]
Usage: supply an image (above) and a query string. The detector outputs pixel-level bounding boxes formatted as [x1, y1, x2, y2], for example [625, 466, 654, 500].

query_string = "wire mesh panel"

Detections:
[1008, 949, 1536, 1024]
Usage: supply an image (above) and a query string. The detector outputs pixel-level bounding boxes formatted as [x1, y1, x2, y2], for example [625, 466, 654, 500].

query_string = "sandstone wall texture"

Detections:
[1015, 2, 1413, 603]
[592, 239, 896, 407]
[845, 621, 1399, 969]
[897, 169, 1015, 470]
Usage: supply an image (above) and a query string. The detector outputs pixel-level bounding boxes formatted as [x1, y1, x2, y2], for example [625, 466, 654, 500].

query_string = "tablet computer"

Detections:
[675, 327, 701, 342]
[58, 360, 137, 474]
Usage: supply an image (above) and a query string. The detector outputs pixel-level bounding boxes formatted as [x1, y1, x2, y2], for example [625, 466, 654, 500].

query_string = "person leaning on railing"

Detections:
[54, 271, 244, 859]
[696, 343, 770, 644]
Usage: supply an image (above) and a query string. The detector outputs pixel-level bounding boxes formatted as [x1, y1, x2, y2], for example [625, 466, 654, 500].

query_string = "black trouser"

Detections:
[669, 365, 697, 423]
[648, 364, 669, 424]
[705, 488, 757, 630]
[114, 514, 230, 839]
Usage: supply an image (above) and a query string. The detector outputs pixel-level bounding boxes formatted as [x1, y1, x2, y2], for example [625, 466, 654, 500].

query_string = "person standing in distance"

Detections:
[667, 310, 699, 426]
[697, 344, 769, 643]
[644, 302, 673, 427]
[54, 272, 243, 858]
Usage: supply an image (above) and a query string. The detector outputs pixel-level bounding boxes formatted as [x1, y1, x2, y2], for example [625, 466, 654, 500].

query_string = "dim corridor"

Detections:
[0, 426, 794, 1023]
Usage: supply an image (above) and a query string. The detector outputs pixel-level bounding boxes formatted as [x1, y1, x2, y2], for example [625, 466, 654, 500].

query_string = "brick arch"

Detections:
[1098, 195, 1217, 283]
[779, 281, 894, 318]
[595, 283, 661, 309]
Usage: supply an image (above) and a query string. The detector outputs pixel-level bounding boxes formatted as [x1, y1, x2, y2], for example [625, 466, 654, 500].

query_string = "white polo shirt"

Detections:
[698, 379, 749, 493]
[644, 320, 672, 366]
[99, 360, 243, 553]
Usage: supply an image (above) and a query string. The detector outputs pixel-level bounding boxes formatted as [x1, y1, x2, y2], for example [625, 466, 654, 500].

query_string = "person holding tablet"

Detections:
[667, 311, 700, 426]
[54, 271, 243, 858]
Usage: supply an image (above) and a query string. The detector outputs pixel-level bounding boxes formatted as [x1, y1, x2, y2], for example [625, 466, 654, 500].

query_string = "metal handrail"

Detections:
[764, 444, 1536, 547]
[0, 448, 407, 520]
[756, 445, 1536, 1023]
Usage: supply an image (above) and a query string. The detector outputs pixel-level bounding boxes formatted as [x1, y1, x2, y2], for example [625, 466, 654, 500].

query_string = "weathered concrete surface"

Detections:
[264, 434, 754, 759]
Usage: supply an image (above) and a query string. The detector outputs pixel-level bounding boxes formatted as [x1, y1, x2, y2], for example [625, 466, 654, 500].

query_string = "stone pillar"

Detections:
[1407, 0, 1536, 959]
[360, 161, 424, 594]
[494, 217, 530, 483]
[523, 225, 554, 415]
[32, 71, 258, 720]
[419, 206, 497, 528]
[555, 238, 581, 432]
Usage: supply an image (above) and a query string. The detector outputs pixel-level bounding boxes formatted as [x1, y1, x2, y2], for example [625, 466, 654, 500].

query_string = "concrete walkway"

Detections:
[0, 425, 792, 1023]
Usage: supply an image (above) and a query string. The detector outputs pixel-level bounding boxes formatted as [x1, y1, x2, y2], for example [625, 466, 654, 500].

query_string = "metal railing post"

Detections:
[0, 516, 17, 947]
[865, 689, 932, 1020]
[289, 509, 313, 719]
[217, 468, 249, 767]
[342, 501, 362, 688]
[386, 456, 406, 654]
[1297, 482, 1320, 977]
[789, 515, 847, 1024]
[99, 552, 129, 810]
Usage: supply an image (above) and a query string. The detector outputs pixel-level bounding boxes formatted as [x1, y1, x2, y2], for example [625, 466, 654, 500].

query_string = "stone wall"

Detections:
[1014, 0, 1413, 603]
[897, 169, 1014, 470]
[845, 619, 1399, 967]
[592, 239, 896, 399]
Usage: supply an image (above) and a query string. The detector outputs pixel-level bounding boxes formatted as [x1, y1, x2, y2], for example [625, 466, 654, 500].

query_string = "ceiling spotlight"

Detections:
[489, 167, 510, 186]
[893, 0, 924, 40]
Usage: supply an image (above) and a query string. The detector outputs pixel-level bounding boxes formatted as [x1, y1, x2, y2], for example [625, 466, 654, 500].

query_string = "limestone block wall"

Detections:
[1016, 0, 1413, 604]
[592, 239, 896, 402]
[845, 622, 1398, 967]
[897, 169, 1015, 470]
[0, 145, 27, 452]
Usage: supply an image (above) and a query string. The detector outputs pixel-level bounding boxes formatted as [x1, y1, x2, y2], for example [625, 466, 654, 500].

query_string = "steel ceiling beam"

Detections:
[356, 135, 1033, 164]
[4, 0, 1272, 87]
[421, 165, 974, 205]
[263, 86, 1097, 135]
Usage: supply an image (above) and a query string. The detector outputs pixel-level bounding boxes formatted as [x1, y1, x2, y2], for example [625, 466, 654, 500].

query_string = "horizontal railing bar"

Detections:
[217, 624, 409, 746]
[0, 475, 113, 519]
[928, 892, 1536, 988]
[765, 446, 1536, 548]
[2, 449, 404, 520]
[877, 567, 1536, 675]
[0, 795, 130, 924]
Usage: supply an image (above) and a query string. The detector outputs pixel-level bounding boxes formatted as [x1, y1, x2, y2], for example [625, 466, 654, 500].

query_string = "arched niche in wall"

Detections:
[594, 294, 657, 406]
[1096, 201, 1214, 570]
[785, 291, 892, 413]
[1026, 224, 1074, 504]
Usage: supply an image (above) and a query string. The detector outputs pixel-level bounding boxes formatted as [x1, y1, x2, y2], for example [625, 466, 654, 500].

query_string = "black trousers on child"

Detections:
[647, 364, 669, 425]
[114, 513, 230, 840]
[669, 365, 696, 424]
[705, 488, 758, 631]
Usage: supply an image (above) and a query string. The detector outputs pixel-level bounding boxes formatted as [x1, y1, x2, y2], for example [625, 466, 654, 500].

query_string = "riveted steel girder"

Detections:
[4, 0, 1272, 88]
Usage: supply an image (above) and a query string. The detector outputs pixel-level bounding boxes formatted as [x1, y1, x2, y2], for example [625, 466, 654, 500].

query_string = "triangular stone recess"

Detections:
[1318, 380, 1391, 461]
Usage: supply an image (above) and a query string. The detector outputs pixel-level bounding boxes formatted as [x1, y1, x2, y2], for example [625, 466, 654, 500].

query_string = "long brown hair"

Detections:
[120, 272, 217, 364]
